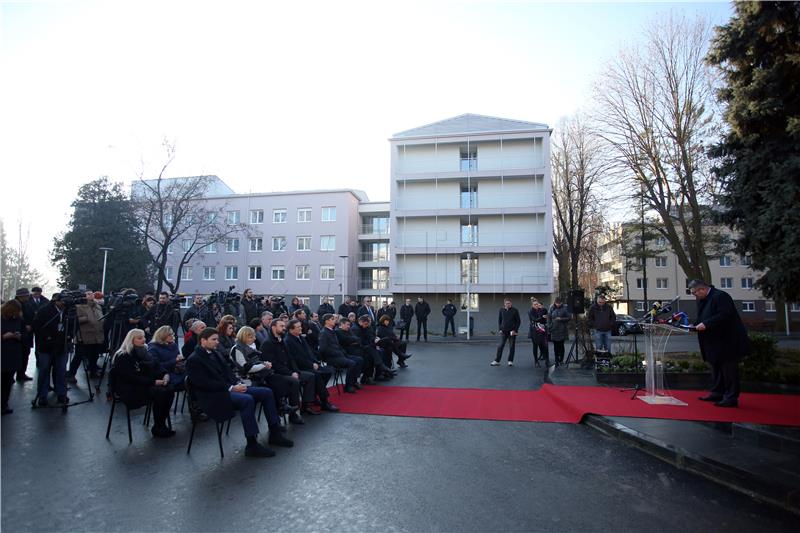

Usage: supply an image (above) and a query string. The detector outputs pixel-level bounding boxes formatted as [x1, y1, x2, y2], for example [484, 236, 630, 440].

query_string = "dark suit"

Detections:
[285, 333, 332, 404]
[356, 305, 377, 323]
[495, 306, 521, 363]
[32, 302, 68, 400]
[695, 287, 749, 402]
[318, 327, 363, 387]
[442, 303, 457, 336]
[399, 304, 414, 341]
[186, 346, 279, 436]
[414, 301, 431, 341]
[260, 331, 305, 405]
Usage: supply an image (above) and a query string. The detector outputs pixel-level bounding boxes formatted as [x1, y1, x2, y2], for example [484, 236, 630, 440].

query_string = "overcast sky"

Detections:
[1, 0, 732, 291]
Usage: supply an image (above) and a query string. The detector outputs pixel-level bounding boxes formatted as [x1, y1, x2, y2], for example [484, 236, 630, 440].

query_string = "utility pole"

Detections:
[99, 247, 113, 294]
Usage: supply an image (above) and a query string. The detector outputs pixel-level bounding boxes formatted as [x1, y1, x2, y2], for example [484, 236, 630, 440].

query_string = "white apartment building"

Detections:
[389, 114, 554, 333]
[598, 223, 798, 329]
[357, 202, 391, 307]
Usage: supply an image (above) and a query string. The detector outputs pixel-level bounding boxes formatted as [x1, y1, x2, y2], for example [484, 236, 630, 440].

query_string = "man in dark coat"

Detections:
[337, 297, 353, 317]
[399, 298, 414, 341]
[414, 297, 431, 342]
[241, 289, 261, 325]
[318, 314, 363, 393]
[317, 297, 335, 317]
[31, 293, 69, 405]
[14, 288, 34, 382]
[182, 295, 215, 332]
[492, 299, 521, 366]
[356, 297, 377, 324]
[689, 280, 749, 407]
[285, 319, 338, 412]
[442, 299, 457, 337]
[186, 327, 292, 457]
[259, 320, 306, 424]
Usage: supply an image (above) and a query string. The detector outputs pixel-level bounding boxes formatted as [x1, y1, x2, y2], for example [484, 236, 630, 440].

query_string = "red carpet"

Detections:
[329, 385, 800, 426]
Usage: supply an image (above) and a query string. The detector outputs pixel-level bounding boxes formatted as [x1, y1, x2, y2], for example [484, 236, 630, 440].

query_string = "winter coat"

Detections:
[587, 303, 615, 332]
[414, 301, 431, 319]
[497, 307, 521, 334]
[147, 341, 185, 387]
[527, 307, 548, 342]
[113, 346, 164, 409]
[1, 317, 23, 371]
[694, 287, 750, 364]
[547, 304, 571, 342]
[76, 302, 105, 345]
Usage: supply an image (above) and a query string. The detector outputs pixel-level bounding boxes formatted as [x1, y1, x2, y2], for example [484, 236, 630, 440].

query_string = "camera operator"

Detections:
[241, 289, 260, 325]
[183, 295, 214, 332]
[32, 293, 71, 406]
[66, 291, 105, 383]
[269, 295, 288, 317]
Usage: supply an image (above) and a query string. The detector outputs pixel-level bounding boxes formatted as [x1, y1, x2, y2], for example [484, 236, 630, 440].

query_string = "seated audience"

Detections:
[355, 315, 395, 381]
[147, 326, 186, 391]
[377, 315, 412, 368]
[318, 313, 364, 393]
[285, 319, 339, 413]
[260, 319, 306, 425]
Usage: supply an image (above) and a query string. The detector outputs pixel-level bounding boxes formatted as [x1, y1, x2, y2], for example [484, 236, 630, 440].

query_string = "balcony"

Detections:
[393, 229, 548, 254]
[358, 224, 390, 239]
[359, 279, 390, 290]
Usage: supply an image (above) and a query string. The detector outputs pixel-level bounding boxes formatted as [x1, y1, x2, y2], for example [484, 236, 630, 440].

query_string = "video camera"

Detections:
[58, 290, 87, 307]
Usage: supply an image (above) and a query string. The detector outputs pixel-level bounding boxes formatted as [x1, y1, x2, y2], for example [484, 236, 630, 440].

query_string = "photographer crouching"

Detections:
[66, 291, 105, 384]
[32, 293, 71, 406]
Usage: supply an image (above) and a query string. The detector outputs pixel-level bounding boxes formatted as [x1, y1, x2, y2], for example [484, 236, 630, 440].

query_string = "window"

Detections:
[167, 242, 174, 254]
[742, 301, 755, 312]
[203, 266, 215, 281]
[765, 300, 776, 313]
[461, 257, 478, 283]
[741, 277, 754, 289]
[656, 278, 669, 289]
[320, 265, 335, 280]
[271, 266, 285, 281]
[362, 216, 389, 235]
[635, 301, 646, 312]
[273, 209, 287, 224]
[182, 239, 192, 252]
[740, 255, 752, 267]
[359, 268, 388, 289]
[181, 267, 193, 281]
[180, 296, 192, 309]
[226, 210, 240, 225]
[719, 255, 732, 267]
[361, 242, 388, 261]
[226, 238, 239, 252]
[655, 236, 666, 247]
[297, 236, 311, 251]
[791, 303, 800, 312]
[163, 213, 173, 229]
[272, 236, 286, 252]
[204, 242, 216, 253]
[460, 293, 479, 311]
[320, 235, 336, 251]
[461, 224, 478, 246]
[460, 184, 478, 208]
[249, 237, 263, 252]
[249, 265, 262, 280]
[297, 208, 312, 223]
[460, 145, 477, 171]
[296, 265, 310, 280]
[225, 266, 238, 280]
[250, 209, 264, 224]
[321, 206, 336, 222]
[655, 256, 667, 267]
[297, 297, 310, 307]
[165, 266, 174, 280]
[206, 212, 218, 224]
[636, 278, 647, 289]
[720, 277, 733, 289]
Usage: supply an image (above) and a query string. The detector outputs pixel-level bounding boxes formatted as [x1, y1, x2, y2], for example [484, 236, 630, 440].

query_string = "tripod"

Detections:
[563, 317, 587, 367]
[95, 311, 128, 398]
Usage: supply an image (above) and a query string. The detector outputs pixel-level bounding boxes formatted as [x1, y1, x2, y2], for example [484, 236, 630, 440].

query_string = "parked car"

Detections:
[613, 314, 643, 336]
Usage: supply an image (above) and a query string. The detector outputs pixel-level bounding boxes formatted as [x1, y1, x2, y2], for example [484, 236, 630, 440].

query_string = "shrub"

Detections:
[741, 332, 778, 380]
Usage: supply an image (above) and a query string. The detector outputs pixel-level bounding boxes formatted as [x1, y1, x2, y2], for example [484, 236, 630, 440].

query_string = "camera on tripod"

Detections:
[108, 290, 140, 313]
[58, 290, 87, 307]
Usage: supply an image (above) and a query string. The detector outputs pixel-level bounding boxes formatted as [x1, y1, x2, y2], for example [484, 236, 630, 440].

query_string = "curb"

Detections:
[583, 414, 800, 516]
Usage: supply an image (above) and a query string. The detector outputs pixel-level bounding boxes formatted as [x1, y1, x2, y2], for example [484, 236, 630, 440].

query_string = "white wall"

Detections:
[396, 138, 545, 174]
[395, 181, 460, 210]
[477, 138, 544, 170]
[478, 176, 544, 208]
[396, 255, 461, 285]
[396, 144, 460, 173]
[478, 253, 549, 285]
[396, 217, 461, 247]
[478, 214, 546, 247]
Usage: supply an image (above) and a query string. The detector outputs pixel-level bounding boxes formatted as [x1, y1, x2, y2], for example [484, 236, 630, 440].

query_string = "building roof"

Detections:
[205, 188, 370, 202]
[391, 113, 550, 140]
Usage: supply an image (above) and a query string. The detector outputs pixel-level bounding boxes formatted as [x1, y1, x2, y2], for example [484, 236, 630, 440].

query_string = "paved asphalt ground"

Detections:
[2, 341, 797, 532]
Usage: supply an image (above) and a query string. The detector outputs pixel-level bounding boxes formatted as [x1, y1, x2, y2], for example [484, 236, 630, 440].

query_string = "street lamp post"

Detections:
[466, 252, 472, 340]
[99, 247, 113, 294]
[339, 255, 348, 307]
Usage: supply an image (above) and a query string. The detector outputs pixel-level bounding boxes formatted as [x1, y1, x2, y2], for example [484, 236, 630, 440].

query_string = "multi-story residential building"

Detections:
[166, 186, 365, 311]
[598, 223, 797, 329]
[389, 114, 554, 333]
[357, 201, 391, 307]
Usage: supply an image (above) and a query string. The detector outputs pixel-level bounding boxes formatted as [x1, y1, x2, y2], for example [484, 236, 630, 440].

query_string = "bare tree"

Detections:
[551, 114, 609, 291]
[0, 219, 45, 300]
[132, 141, 251, 293]
[594, 14, 723, 282]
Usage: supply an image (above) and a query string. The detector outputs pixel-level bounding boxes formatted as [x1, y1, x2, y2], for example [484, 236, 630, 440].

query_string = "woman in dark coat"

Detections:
[527, 300, 549, 373]
[147, 325, 185, 391]
[216, 320, 237, 360]
[547, 298, 571, 366]
[1, 300, 24, 414]
[376, 315, 412, 368]
[112, 328, 175, 438]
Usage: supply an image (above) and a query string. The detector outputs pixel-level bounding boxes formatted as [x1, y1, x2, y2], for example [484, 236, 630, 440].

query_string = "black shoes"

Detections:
[268, 430, 294, 447]
[714, 399, 738, 408]
[288, 411, 305, 425]
[698, 395, 723, 402]
[397, 361, 408, 368]
[321, 402, 340, 412]
[36, 397, 48, 407]
[301, 403, 321, 416]
[152, 426, 176, 438]
[245, 442, 276, 457]
[344, 385, 357, 393]
[57, 395, 69, 405]
[353, 382, 362, 390]
[16, 375, 33, 383]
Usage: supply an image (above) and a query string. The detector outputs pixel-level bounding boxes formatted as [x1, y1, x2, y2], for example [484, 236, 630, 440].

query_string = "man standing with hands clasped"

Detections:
[491, 299, 521, 367]
[689, 279, 749, 408]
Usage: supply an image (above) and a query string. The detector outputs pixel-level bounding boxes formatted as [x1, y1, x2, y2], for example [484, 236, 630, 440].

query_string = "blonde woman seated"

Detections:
[112, 328, 175, 438]
[147, 326, 186, 391]
[230, 326, 273, 386]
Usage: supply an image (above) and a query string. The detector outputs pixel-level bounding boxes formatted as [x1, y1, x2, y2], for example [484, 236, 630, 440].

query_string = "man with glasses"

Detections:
[357, 297, 376, 323]
[689, 279, 749, 408]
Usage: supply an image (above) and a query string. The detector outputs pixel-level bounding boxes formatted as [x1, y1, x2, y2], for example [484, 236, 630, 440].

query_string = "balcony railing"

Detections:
[359, 280, 390, 290]
[359, 224, 390, 235]
[359, 253, 390, 262]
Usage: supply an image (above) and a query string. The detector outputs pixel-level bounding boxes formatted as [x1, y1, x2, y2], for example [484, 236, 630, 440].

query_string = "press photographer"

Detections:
[32, 292, 77, 406]
[183, 294, 215, 331]
[151, 292, 181, 332]
[66, 290, 105, 383]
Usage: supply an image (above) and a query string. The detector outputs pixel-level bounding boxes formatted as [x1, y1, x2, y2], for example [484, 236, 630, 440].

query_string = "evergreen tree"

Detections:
[52, 177, 153, 293]
[708, 2, 800, 301]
